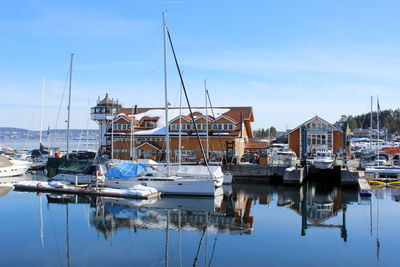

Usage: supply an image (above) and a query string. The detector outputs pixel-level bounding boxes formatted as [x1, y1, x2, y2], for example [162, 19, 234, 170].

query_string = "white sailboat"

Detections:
[105, 13, 216, 196]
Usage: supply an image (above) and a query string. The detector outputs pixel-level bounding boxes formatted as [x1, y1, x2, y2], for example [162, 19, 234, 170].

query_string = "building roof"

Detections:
[245, 141, 269, 150]
[120, 106, 254, 124]
[118, 106, 254, 138]
[98, 93, 114, 106]
[288, 115, 342, 135]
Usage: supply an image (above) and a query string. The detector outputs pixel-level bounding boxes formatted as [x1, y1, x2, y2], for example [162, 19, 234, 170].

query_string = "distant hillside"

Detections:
[346, 109, 400, 136]
[0, 127, 98, 140]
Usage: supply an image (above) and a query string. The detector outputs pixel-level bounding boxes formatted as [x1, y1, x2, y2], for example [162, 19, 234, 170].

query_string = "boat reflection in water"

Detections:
[45, 181, 360, 242]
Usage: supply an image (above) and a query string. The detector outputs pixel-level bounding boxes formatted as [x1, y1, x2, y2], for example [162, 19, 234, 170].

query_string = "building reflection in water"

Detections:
[45, 182, 360, 242]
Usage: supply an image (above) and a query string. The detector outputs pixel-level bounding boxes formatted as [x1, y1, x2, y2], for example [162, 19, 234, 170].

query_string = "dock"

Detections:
[14, 181, 161, 200]
[358, 178, 372, 197]
[223, 159, 363, 185]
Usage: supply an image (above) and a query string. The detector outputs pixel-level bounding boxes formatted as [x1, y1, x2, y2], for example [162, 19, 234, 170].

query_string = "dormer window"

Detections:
[144, 120, 157, 128]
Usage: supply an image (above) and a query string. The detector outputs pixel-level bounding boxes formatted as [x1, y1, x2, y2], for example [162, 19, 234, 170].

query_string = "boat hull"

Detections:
[105, 178, 216, 196]
[52, 173, 101, 184]
[0, 166, 29, 178]
[313, 160, 334, 170]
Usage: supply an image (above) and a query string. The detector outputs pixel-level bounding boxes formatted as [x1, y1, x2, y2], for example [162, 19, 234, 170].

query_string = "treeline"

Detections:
[253, 127, 277, 139]
[347, 109, 400, 135]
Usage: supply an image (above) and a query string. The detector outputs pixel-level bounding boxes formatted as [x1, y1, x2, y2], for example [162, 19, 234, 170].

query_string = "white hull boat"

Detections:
[156, 165, 225, 187]
[0, 155, 30, 178]
[0, 165, 30, 178]
[313, 150, 335, 170]
[313, 160, 335, 170]
[105, 176, 216, 196]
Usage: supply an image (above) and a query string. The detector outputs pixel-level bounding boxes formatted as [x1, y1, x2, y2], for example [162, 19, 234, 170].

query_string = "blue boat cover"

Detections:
[105, 163, 146, 179]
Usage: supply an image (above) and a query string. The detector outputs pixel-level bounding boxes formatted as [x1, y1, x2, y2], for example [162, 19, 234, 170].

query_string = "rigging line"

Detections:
[192, 225, 208, 267]
[166, 28, 212, 177]
[206, 89, 226, 164]
[207, 235, 219, 267]
[50, 64, 71, 148]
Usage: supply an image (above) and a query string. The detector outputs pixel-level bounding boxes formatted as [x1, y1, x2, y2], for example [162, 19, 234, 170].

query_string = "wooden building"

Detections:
[288, 116, 349, 157]
[108, 107, 255, 162]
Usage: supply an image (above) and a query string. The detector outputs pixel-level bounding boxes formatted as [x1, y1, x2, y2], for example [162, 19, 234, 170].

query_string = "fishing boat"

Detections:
[313, 150, 335, 169]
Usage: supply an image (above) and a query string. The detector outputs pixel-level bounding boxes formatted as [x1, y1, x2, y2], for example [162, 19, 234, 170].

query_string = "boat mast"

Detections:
[370, 96, 373, 151]
[131, 106, 135, 161]
[66, 53, 74, 159]
[377, 96, 380, 167]
[205, 80, 209, 163]
[178, 72, 183, 166]
[39, 78, 45, 146]
[86, 98, 90, 151]
[163, 12, 170, 175]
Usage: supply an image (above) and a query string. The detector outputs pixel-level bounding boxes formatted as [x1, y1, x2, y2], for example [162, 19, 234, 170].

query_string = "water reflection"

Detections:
[43, 182, 360, 242]
[5, 174, 400, 266]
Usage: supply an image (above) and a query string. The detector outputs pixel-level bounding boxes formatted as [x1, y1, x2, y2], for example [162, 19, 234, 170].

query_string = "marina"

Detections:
[1, 173, 400, 266]
[2, 1, 400, 266]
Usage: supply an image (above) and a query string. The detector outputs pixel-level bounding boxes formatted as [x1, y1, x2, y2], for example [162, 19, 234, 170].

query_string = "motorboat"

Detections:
[277, 149, 297, 166]
[313, 150, 335, 170]
[104, 163, 216, 196]
[51, 163, 106, 185]
[364, 165, 400, 180]
[0, 155, 31, 178]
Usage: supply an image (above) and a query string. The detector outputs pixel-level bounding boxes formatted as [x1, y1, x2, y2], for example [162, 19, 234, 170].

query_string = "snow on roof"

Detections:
[133, 108, 230, 128]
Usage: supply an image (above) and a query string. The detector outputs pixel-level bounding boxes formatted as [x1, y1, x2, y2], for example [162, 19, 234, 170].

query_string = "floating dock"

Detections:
[358, 178, 372, 197]
[13, 181, 161, 199]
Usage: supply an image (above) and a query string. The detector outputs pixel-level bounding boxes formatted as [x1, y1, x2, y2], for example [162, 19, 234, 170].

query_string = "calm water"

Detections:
[1, 175, 400, 267]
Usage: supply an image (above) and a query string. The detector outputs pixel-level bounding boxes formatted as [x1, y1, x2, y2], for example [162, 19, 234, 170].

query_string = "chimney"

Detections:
[134, 105, 138, 114]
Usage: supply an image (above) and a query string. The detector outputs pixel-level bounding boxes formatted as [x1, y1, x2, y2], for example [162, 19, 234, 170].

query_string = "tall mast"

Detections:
[66, 53, 74, 159]
[131, 106, 136, 161]
[86, 98, 89, 151]
[178, 72, 183, 165]
[163, 12, 170, 175]
[205, 80, 209, 163]
[370, 96, 373, 150]
[377, 96, 380, 167]
[39, 77, 45, 146]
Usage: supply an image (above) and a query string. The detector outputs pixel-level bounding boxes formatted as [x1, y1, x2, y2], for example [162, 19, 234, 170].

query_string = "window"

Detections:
[218, 124, 222, 130]
[328, 134, 332, 145]
[312, 135, 316, 145]
[224, 124, 228, 130]
[228, 124, 233, 130]
[321, 135, 326, 145]
[182, 124, 186, 130]
[213, 124, 218, 130]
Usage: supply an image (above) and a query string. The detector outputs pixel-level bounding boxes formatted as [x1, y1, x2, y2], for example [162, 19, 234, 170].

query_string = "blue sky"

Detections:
[1, 0, 400, 131]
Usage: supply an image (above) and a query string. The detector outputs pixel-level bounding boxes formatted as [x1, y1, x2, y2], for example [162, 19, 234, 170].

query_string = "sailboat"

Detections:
[104, 13, 216, 196]
[364, 97, 400, 180]
[50, 54, 106, 185]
